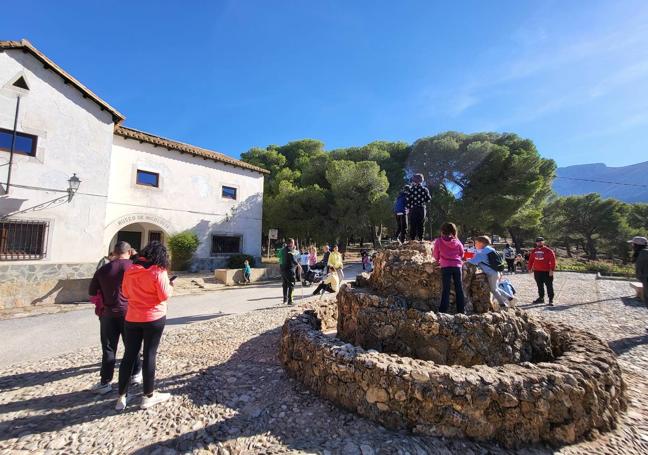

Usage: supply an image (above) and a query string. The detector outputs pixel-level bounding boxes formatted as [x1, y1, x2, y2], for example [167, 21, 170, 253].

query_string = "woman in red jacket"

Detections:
[115, 241, 174, 411]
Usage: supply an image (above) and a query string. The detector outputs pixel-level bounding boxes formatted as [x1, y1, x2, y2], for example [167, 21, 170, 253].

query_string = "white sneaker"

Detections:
[115, 394, 129, 412]
[131, 371, 143, 385]
[90, 381, 112, 395]
[141, 392, 171, 409]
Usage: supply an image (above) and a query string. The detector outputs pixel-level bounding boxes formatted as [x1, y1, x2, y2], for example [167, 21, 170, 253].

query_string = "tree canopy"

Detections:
[241, 131, 644, 258]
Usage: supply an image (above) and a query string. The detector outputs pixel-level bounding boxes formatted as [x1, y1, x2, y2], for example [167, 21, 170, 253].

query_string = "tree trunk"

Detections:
[508, 228, 523, 251]
[375, 224, 383, 247]
[586, 236, 598, 260]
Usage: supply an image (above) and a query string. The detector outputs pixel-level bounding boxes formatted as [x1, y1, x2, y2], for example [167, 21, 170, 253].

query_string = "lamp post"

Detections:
[67, 173, 81, 202]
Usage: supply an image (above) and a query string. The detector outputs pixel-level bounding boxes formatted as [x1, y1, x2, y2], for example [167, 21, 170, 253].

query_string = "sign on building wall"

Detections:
[115, 214, 173, 231]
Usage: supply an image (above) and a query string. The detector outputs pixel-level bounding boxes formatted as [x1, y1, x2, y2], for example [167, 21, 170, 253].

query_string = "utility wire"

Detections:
[555, 176, 648, 188]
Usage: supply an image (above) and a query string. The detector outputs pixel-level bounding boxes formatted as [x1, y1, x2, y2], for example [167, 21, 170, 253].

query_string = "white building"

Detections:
[0, 39, 267, 309]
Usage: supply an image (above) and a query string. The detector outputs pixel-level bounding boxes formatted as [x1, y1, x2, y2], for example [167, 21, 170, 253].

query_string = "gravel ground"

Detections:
[1, 272, 647, 454]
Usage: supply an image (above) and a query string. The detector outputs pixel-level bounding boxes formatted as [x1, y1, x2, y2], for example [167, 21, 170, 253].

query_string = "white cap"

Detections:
[628, 236, 648, 246]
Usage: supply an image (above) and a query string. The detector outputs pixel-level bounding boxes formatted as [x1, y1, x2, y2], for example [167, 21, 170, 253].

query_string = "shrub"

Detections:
[556, 258, 634, 277]
[227, 254, 255, 269]
[168, 231, 199, 270]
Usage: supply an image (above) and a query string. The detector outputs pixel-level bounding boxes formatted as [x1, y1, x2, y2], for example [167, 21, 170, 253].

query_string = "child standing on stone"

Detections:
[433, 222, 465, 314]
[468, 236, 510, 309]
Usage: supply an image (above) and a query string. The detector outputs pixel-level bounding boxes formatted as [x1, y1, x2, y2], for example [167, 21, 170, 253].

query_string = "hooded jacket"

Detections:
[89, 258, 132, 318]
[122, 261, 173, 323]
[394, 192, 408, 214]
[433, 236, 464, 268]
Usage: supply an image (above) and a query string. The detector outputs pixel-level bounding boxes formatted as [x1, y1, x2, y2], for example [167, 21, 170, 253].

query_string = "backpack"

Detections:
[483, 250, 506, 272]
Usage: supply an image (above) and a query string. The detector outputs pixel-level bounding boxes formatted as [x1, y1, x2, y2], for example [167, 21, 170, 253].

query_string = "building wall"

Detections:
[0, 50, 114, 264]
[0, 49, 265, 310]
[106, 136, 264, 268]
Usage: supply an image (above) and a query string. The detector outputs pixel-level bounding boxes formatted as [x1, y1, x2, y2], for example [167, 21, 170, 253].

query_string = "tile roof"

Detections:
[115, 126, 269, 174]
[0, 39, 125, 123]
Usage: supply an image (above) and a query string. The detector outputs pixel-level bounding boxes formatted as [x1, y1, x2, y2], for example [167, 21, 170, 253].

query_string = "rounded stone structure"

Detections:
[280, 244, 627, 448]
[365, 241, 497, 314]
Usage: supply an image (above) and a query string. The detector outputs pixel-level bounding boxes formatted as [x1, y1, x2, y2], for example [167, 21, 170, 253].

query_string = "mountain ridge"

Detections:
[553, 161, 648, 203]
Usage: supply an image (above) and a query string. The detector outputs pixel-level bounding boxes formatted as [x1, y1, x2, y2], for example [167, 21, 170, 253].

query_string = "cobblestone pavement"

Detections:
[1, 272, 647, 454]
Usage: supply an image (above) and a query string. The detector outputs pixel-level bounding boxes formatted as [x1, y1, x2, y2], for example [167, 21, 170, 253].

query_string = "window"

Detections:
[0, 220, 49, 260]
[136, 170, 159, 187]
[148, 231, 162, 244]
[222, 186, 237, 200]
[211, 235, 241, 255]
[0, 128, 37, 157]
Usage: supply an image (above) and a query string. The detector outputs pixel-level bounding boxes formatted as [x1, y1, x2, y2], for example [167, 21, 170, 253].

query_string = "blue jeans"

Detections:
[440, 267, 465, 314]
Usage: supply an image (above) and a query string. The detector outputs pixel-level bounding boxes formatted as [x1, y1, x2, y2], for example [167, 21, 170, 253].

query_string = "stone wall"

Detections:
[366, 241, 496, 314]
[337, 286, 553, 366]
[0, 263, 95, 310]
[280, 305, 627, 448]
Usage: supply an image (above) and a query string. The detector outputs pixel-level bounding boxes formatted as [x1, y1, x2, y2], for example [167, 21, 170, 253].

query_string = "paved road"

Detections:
[0, 264, 363, 368]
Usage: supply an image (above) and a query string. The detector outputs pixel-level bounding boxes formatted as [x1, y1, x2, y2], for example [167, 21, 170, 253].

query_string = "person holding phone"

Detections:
[115, 241, 174, 411]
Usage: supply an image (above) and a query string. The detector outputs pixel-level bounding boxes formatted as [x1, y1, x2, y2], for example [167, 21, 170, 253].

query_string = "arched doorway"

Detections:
[109, 222, 168, 254]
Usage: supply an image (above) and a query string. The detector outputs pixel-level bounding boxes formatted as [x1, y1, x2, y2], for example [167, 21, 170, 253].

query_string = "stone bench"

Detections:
[630, 281, 644, 301]
[213, 265, 281, 286]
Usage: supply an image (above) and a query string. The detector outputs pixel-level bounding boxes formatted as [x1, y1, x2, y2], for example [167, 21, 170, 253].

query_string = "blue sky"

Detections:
[2, 1, 647, 167]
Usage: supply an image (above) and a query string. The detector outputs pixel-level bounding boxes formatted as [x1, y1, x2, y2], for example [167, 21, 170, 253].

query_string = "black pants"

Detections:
[118, 316, 166, 396]
[505, 258, 515, 273]
[534, 271, 555, 300]
[395, 214, 407, 242]
[439, 267, 465, 314]
[281, 271, 295, 303]
[99, 316, 141, 384]
[408, 206, 426, 241]
[313, 283, 334, 295]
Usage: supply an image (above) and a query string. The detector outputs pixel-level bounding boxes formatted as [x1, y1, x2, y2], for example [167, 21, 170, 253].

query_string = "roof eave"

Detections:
[115, 126, 270, 175]
[0, 39, 125, 124]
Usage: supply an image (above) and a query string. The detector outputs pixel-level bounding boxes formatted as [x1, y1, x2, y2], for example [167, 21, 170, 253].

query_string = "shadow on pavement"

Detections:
[0, 363, 99, 392]
[166, 313, 228, 326]
[608, 335, 648, 355]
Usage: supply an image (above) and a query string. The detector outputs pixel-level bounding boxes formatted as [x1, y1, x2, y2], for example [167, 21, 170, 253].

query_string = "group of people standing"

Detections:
[433, 224, 558, 312]
[277, 240, 344, 304]
[393, 173, 432, 243]
[89, 240, 174, 412]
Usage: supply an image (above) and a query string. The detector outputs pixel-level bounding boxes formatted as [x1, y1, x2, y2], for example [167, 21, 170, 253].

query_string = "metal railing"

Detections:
[0, 219, 49, 260]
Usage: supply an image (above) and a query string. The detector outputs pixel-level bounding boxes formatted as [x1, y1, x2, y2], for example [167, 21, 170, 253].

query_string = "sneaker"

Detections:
[532, 298, 544, 304]
[90, 381, 112, 395]
[115, 394, 129, 412]
[131, 371, 143, 386]
[141, 391, 171, 409]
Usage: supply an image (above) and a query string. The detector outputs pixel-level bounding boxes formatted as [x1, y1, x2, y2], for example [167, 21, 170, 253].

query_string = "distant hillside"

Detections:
[553, 161, 648, 203]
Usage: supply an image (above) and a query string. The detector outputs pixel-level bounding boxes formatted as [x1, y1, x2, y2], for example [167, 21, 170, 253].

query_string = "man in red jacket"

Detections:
[528, 237, 557, 306]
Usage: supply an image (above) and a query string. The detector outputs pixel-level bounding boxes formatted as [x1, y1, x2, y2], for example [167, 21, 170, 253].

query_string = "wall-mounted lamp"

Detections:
[67, 173, 81, 202]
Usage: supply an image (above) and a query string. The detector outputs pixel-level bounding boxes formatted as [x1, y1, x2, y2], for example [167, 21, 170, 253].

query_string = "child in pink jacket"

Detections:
[433, 222, 465, 313]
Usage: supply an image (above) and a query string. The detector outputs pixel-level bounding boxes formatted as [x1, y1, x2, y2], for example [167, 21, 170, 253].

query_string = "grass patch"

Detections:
[556, 258, 634, 277]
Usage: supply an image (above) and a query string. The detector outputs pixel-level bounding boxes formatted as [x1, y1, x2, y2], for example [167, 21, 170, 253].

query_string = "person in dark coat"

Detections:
[88, 241, 142, 394]
[406, 174, 431, 241]
[280, 238, 299, 305]
[630, 236, 648, 305]
[394, 185, 409, 244]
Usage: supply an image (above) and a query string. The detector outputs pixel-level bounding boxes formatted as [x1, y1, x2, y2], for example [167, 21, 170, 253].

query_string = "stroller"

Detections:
[302, 261, 326, 286]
